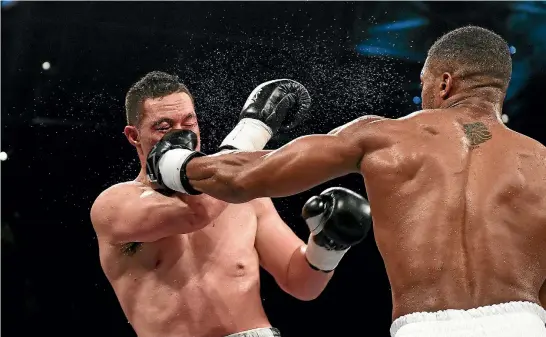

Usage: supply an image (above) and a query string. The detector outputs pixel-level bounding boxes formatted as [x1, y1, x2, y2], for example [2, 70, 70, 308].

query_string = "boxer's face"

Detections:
[420, 58, 453, 110]
[124, 92, 200, 163]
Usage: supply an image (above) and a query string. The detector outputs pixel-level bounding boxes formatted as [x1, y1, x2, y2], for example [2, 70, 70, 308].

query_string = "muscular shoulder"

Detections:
[90, 182, 146, 230]
[395, 109, 442, 128]
[330, 115, 399, 149]
[329, 114, 387, 133]
[510, 129, 546, 154]
[92, 182, 146, 210]
[517, 134, 546, 183]
[98, 181, 147, 197]
[392, 109, 462, 140]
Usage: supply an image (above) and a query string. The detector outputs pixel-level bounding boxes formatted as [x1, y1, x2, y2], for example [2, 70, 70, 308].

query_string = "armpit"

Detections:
[120, 241, 143, 256]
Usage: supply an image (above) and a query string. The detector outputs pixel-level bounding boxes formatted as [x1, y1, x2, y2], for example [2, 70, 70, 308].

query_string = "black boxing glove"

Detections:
[302, 187, 372, 272]
[146, 129, 204, 195]
[219, 79, 311, 151]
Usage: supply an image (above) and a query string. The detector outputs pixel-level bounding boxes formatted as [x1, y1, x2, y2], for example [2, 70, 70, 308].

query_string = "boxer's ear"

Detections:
[439, 72, 453, 99]
[124, 125, 140, 147]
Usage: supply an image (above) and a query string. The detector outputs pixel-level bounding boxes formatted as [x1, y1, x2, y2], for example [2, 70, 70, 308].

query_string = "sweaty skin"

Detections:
[186, 107, 546, 319]
[91, 92, 332, 337]
[93, 186, 299, 337]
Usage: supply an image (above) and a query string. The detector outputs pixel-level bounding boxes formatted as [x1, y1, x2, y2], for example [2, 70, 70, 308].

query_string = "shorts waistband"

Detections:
[224, 327, 281, 337]
[390, 301, 546, 337]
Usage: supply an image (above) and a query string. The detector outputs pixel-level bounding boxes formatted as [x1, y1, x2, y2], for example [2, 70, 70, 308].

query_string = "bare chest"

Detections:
[185, 204, 259, 268]
[110, 204, 260, 276]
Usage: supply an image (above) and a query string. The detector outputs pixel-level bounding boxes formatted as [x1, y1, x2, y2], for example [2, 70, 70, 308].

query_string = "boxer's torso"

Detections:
[98, 199, 270, 337]
[361, 108, 546, 319]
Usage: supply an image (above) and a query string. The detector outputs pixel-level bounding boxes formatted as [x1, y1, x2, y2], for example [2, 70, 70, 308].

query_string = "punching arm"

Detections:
[186, 116, 386, 203]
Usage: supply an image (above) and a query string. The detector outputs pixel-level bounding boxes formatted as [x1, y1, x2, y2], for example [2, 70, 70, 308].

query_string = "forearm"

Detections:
[184, 150, 270, 203]
[186, 135, 361, 203]
[282, 245, 334, 301]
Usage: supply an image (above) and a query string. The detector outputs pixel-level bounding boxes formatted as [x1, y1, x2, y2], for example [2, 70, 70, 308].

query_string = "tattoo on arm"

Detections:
[463, 122, 492, 147]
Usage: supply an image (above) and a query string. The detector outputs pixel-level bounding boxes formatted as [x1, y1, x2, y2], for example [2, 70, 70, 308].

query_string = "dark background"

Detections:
[2, 1, 545, 336]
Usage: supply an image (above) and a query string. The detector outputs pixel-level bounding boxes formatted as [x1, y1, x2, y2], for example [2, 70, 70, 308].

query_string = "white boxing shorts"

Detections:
[225, 327, 281, 337]
[391, 301, 546, 337]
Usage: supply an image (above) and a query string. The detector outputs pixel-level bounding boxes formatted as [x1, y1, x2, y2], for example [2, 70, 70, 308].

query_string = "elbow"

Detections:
[292, 291, 321, 302]
[279, 246, 331, 301]
[281, 273, 327, 301]
[301, 293, 321, 301]
[283, 283, 323, 301]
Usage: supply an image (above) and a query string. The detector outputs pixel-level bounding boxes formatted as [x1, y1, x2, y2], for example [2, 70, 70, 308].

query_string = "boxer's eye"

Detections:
[156, 124, 171, 131]
[153, 118, 174, 131]
[182, 114, 197, 126]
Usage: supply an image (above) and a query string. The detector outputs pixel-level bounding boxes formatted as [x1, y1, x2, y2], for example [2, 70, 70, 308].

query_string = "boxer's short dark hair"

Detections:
[125, 71, 194, 126]
[427, 26, 512, 90]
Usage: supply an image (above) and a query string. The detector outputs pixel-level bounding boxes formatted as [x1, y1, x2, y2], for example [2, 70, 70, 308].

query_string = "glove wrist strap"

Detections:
[219, 118, 272, 151]
[305, 235, 350, 272]
[158, 148, 203, 195]
[304, 214, 325, 235]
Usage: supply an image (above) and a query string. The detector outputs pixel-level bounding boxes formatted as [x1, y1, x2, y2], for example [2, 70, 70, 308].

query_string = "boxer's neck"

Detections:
[135, 167, 149, 185]
[441, 90, 504, 117]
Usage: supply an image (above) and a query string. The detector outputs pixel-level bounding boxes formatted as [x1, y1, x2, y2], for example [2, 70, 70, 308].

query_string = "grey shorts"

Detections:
[224, 327, 281, 337]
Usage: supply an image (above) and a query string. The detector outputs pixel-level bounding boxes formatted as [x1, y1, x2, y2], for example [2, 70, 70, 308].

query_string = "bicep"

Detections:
[91, 186, 206, 244]
[246, 117, 388, 195]
[254, 198, 304, 285]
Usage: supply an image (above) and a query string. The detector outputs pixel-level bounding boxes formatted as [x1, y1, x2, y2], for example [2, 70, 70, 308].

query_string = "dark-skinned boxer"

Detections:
[147, 26, 546, 337]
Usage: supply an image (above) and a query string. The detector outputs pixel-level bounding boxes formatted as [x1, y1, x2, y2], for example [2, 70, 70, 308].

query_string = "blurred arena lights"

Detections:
[42, 61, 51, 70]
[368, 18, 429, 33]
[412, 96, 422, 105]
[355, 43, 422, 62]
[0, 151, 8, 161]
[512, 2, 546, 14]
[1, 0, 17, 9]
[501, 114, 509, 124]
